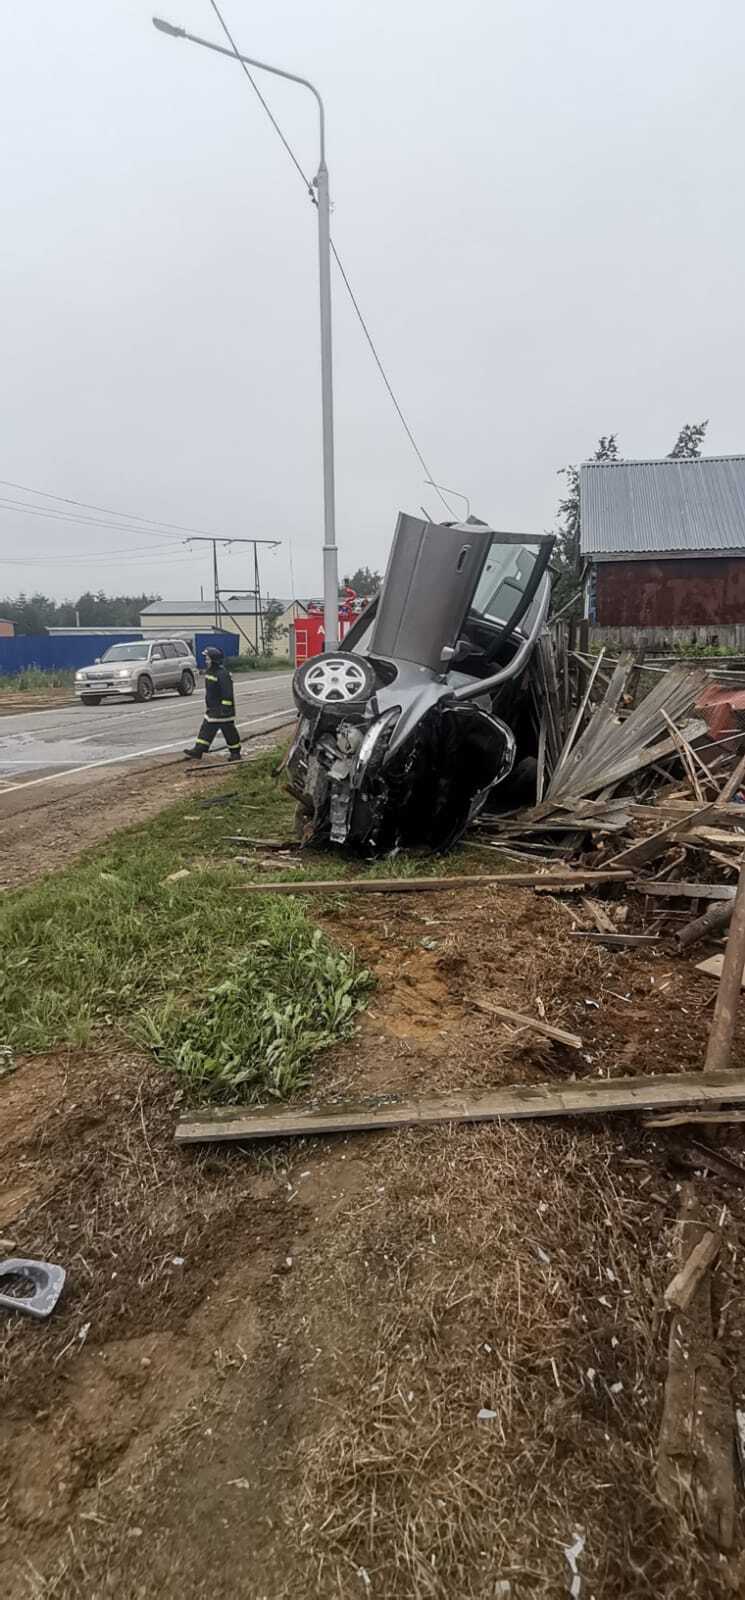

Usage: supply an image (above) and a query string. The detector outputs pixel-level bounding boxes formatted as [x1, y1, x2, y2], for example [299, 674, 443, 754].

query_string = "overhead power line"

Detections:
[0, 478, 230, 541]
[206, 0, 454, 519]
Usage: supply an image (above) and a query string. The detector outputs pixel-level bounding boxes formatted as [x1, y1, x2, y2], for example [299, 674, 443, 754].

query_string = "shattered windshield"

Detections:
[101, 643, 149, 661]
[471, 540, 539, 626]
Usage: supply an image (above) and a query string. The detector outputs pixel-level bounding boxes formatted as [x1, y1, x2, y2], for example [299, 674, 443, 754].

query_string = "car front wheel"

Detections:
[177, 670, 196, 697]
[80, 695, 102, 706]
[135, 675, 154, 703]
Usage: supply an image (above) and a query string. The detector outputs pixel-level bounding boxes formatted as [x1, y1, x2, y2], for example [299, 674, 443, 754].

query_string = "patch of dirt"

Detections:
[3, 884, 745, 1598]
[0, 741, 278, 892]
[0, 690, 74, 717]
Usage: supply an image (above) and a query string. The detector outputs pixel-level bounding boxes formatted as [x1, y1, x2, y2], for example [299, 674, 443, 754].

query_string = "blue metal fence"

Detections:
[0, 629, 240, 676]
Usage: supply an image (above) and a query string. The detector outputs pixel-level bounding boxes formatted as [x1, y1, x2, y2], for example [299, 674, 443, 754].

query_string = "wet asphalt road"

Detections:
[0, 672, 294, 803]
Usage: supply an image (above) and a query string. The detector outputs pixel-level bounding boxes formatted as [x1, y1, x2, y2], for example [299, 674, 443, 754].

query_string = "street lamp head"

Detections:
[152, 16, 186, 38]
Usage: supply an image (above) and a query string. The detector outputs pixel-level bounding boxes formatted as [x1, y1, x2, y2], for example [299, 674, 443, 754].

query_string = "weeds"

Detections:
[140, 917, 370, 1099]
[0, 667, 74, 691]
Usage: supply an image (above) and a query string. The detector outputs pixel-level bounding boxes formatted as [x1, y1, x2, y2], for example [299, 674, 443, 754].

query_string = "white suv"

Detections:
[74, 639, 198, 705]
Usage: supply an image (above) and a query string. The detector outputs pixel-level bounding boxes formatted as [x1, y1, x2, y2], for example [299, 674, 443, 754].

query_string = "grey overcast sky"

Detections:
[1, 0, 744, 603]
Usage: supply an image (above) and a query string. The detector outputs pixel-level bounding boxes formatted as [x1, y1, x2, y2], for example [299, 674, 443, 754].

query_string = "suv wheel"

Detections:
[135, 674, 154, 703]
[177, 670, 196, 697]
[80, 695, 102, 706]
[293, 653, 376, 714]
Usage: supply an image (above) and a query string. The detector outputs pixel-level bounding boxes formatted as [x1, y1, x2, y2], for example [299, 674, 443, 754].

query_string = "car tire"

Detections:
[293, 653, 376, 715]
[135, 675, 154, 703]
[177, 670, 196, 697]
[80, 695, 102, 706]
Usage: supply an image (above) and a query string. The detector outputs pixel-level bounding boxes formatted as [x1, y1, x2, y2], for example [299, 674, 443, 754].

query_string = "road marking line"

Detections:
[0, 709, 295, 796]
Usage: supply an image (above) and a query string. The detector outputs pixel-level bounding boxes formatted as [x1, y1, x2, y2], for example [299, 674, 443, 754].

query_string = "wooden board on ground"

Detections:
[174, 1067, 745, 1146]
[471, 996, 582, 1050]
[240, 869, 631, 897]
[631, 880, 736, 901]
[696, 954, 745, 988]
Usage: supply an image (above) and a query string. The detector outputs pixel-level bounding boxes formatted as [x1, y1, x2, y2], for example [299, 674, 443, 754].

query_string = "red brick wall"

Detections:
[595, 558, 745, 628]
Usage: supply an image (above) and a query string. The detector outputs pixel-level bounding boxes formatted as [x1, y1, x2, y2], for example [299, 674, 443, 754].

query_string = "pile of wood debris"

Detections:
[473, 636, 745, 959]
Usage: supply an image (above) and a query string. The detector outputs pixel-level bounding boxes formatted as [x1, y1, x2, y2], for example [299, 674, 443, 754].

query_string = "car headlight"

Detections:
[75, 672, 84, 680]
[352, 708, 401, 786]
[116, 668, 132, 678]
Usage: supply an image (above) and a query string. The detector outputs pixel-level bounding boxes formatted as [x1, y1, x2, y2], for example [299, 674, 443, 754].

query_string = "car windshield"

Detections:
[101, 643, 149, 661]
[470, 540, 539, 626]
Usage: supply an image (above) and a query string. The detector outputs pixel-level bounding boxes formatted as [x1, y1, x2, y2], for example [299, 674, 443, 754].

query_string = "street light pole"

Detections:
[424, 480, 471, 520]
[152, 17, 339, 648]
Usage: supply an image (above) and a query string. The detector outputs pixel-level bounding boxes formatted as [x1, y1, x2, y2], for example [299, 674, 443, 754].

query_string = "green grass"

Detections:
[230, 653, 291, 673]
[0, 750, 481, 1102]
[0, 667, 75, 691]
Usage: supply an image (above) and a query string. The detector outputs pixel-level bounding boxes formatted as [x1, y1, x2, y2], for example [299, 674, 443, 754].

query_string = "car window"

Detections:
[162, 643, 179, 659]
[173, 640, 189, 657]
[102, 643, 149, 662]
[151, 644, 165, 660]
[471, 541, 539, 626]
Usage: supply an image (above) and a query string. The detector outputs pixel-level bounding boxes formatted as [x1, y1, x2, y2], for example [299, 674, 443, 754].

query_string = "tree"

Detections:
[263, 596, 285, 653]
[341, 566, 381, 599]
[668, 420, 708, 459]
[552, 434, 620, 615]
[0, 591, 160, 635]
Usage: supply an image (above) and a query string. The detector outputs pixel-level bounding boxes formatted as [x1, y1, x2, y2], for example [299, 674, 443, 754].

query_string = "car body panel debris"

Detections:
[0, 1258, 66, 1319]
[174, 1067, 745, 1146]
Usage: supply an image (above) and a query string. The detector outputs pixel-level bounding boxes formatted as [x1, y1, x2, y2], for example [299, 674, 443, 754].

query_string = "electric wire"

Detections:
[0, 478, 229, 540]
[206, 0, 455, 519]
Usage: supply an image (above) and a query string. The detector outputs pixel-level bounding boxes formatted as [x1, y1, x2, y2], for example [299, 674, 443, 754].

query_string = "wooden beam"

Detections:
[471, 997, 582, 1050]
[174, 1067, 745, 1146]
[676, 898, 735, 952]
[704, 861, 745, 1073]
[240, 869, 632, 897]
[606, 801, 716, 871]
[632, 881, 735, 901]
[569, 930, 661, 947]
[718, 745, 745, 805]
[665, 1230, 720, 1313]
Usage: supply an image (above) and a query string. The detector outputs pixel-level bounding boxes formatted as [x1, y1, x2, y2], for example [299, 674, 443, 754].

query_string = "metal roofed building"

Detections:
[140, 597, 308, 656]
[580, 455, 745, 634]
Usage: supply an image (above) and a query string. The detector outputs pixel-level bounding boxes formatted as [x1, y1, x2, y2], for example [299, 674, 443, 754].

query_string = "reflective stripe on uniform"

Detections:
[227, 742, 241, 750]
[221, 699, 233, 706]
[205, 674, 218, 682]
[195, 737, 210, 746]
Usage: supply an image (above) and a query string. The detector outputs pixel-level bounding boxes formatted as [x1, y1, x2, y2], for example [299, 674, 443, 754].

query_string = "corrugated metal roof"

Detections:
[580, 455, 745, 557]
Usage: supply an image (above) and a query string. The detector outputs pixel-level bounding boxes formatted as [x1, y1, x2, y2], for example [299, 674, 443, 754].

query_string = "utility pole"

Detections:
[185, 535, 280, 651]
[152, 18, 339, 648]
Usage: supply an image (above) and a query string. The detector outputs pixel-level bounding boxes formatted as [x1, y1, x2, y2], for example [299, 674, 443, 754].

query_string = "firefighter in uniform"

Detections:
[184, 647, 242, 761]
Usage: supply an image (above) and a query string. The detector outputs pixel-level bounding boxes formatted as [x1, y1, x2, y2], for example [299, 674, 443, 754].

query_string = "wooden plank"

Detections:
[632, 881, 735, 901]
[661, 709, 705, 801]
[547, 648, 606, 789]
[645, 1110, 745, 1128]
[718, 745, 745, 805]
[657, 1202, 735, 1550]
[240, 870, 632, 897]
[606, 801, 717, 871]
[665, 1230, 720, 1312]
[174, 1067, 745, 1146]
[704, 861, 745, 1072]
[581, 896, 617, 932]
[696, 953, 745, 989]
[471, 996, 581, 1050]
[569, 930, 661, 947]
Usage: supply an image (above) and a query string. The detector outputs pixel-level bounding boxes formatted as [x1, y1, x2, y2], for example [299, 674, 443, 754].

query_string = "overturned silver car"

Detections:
[287, 514, 554, 853]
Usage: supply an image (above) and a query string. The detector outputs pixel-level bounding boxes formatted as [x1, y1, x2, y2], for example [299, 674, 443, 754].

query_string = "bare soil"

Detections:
[0, 690, 74, 718]
[3, 881, 745, 1597]
[0, 747, 275, 892]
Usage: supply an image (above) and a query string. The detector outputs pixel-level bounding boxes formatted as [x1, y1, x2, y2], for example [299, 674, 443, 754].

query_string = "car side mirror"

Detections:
[94, 657, 101, 664]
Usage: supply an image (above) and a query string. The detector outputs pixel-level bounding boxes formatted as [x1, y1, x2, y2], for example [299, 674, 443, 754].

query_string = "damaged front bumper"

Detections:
[287, 681, 515, 854]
